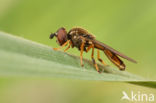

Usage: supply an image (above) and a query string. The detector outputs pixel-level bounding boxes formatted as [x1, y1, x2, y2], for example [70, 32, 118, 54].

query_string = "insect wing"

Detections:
[92, 40, 137, 63]
[104, 49, 125, 70]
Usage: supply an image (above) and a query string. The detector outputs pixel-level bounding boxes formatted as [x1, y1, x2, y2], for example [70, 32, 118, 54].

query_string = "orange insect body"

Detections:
[50, 27, 137, 72]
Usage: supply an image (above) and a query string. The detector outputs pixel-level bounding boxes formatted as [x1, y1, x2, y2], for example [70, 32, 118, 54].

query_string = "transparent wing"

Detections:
[92, 40, 137, 63]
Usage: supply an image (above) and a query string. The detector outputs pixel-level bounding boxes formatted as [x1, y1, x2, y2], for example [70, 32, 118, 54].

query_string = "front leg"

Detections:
[64, 41, 72, 52]
[53, 40, 70, 51]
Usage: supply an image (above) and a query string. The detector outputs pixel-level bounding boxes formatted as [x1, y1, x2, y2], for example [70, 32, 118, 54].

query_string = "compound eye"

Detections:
[57, 28, 68, 45]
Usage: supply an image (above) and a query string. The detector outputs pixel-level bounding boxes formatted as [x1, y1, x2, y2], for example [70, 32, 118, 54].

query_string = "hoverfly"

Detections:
[49, 27, 137, 73]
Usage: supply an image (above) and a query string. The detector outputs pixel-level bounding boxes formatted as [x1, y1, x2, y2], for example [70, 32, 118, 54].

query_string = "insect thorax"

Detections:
[68, 28, 93, 51]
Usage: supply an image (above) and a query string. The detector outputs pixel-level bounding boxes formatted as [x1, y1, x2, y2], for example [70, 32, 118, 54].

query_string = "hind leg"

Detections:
[97, 50, 107, 66]
[90, 45, 100, 73]
[86, 44, 100, 72]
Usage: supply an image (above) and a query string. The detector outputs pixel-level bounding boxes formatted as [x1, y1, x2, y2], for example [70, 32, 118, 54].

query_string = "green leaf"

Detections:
[0, 31, 148, 81]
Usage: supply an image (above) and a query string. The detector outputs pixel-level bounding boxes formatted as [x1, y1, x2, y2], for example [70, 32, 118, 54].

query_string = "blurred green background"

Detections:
[0, 0, 156, 103]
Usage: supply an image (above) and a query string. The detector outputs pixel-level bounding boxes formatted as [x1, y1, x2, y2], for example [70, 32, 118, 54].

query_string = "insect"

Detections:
[49, 27, 137, 73]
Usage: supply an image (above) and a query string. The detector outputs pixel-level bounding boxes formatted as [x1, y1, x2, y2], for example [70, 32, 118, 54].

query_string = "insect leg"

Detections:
[97, 50, 107, 66]
[53, 40, 70, 51]
[86, 45, 92, 52]
[80, 42, 85, 67]
[64, 41, 72, 52]
[91, 44, 100, 73]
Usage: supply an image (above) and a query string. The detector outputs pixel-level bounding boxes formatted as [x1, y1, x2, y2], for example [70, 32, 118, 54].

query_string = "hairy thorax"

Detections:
[67, 28, 95, 51]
